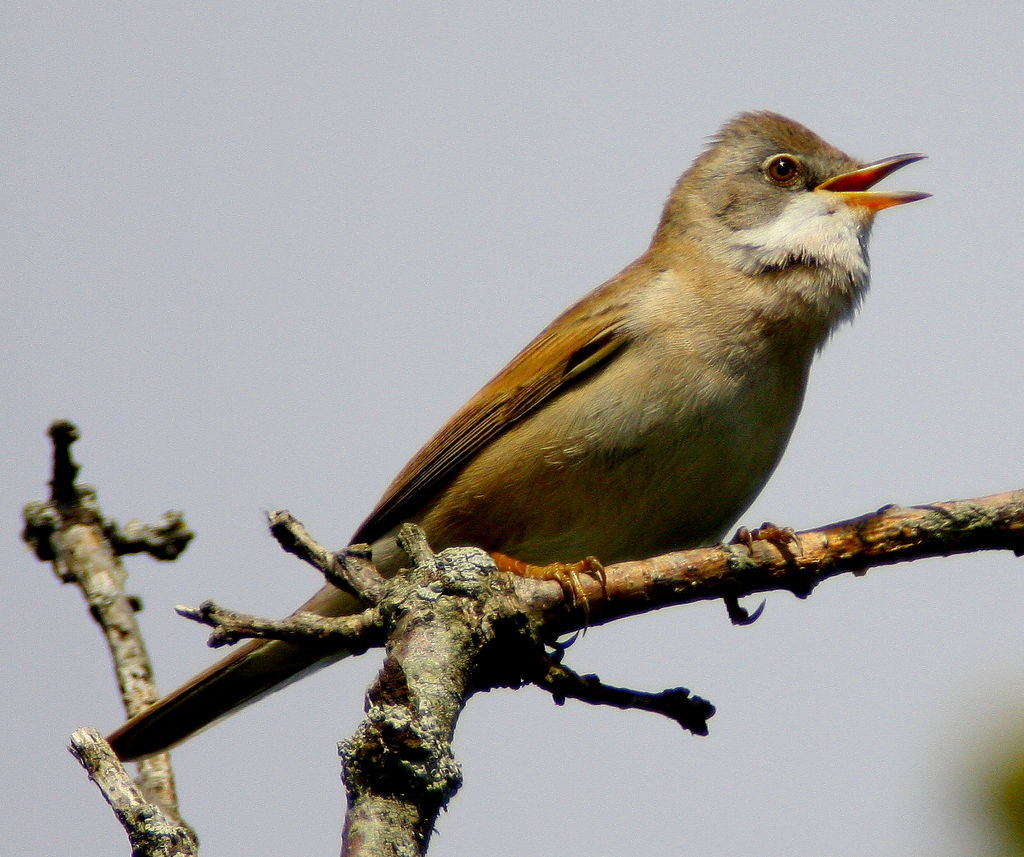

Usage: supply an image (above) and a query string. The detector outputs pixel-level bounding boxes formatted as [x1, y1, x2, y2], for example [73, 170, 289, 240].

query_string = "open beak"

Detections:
[816, 153, 930, 212]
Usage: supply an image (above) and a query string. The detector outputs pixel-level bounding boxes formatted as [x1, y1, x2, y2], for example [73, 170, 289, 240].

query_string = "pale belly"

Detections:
[402, 343, 808, 568]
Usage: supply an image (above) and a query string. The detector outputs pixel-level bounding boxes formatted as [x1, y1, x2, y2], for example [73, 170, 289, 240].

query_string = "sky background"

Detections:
[5, 3, 1024, 855]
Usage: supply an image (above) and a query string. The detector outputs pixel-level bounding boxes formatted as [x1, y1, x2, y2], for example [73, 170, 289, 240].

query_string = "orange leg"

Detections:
[491, 552, 607, 615]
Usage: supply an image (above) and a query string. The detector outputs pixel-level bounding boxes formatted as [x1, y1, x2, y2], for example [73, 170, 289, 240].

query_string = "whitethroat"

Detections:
[109, 111, 927, 760]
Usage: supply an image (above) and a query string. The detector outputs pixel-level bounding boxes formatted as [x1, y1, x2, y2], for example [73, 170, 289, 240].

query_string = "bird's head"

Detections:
[657, 111, 928, 283]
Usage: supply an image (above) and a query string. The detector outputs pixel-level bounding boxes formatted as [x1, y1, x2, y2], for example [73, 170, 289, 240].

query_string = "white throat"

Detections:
[716, 190, 875, 338]
[728, 191, 872, 284]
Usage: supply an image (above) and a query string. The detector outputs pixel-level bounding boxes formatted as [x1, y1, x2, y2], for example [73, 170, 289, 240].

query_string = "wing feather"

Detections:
[353, 294, 631, 545]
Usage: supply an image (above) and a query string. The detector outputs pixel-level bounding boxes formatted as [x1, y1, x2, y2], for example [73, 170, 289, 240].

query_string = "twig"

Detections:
[176, 599, 383, 651]
[514, 490, 1024, 631]
[69, 728, 197, 857]
[335, 546, 389, 604]
[106, 512, 193, 561]
[535, 659, 715, 735]
[268, 508, 385, 603]
[22, 420, 192, 827]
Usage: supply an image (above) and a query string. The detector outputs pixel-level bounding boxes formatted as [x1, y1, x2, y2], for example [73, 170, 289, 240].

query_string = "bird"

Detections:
[108, 111, 927, 760]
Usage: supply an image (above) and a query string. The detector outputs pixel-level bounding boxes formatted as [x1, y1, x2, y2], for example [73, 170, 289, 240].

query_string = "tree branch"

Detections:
[22, 420, 193, 830]
[338, 528, 535, 856]
[535, 659, 716, 735]
[513, 490, 1024, 632]
[176, 599, 383, 651]
[27, 421, 1022, 856]
[69, 728, 197, 857]
[106, 512, 193, 561]
[267, 508, 385, 603]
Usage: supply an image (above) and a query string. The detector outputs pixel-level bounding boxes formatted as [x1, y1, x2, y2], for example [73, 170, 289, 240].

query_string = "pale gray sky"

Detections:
[5, 3, 1024, 855]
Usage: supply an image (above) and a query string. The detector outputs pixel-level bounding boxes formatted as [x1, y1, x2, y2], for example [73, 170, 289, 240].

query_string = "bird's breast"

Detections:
[418, 320, 810, 566]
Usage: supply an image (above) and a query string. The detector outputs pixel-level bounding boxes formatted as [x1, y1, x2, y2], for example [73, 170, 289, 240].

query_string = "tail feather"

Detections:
[107, 583, 362, 760]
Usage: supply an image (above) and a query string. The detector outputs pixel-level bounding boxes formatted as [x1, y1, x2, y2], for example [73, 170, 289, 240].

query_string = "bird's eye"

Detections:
[763, 154, 802, 187]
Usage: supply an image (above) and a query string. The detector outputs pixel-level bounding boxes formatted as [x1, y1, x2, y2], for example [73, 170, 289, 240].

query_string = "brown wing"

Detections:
[106, 301, 631, 760]
[353, 287, 632, 545]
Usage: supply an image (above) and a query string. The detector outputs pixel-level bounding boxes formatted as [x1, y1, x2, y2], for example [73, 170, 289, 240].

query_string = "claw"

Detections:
[724, 594, 766, 626]
[732, 522, 800, 553]
[733, 526, 754, 550]
[550, 631, 580, 653]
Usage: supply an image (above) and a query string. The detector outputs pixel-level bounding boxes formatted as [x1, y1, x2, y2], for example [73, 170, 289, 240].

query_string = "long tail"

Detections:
[107, 584, 361, 761]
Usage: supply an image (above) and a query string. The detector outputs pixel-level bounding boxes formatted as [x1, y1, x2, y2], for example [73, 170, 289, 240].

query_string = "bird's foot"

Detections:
[491, 552, 607, 619]
[732, 522, 799, 553]
[724, 522, 800, 626]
